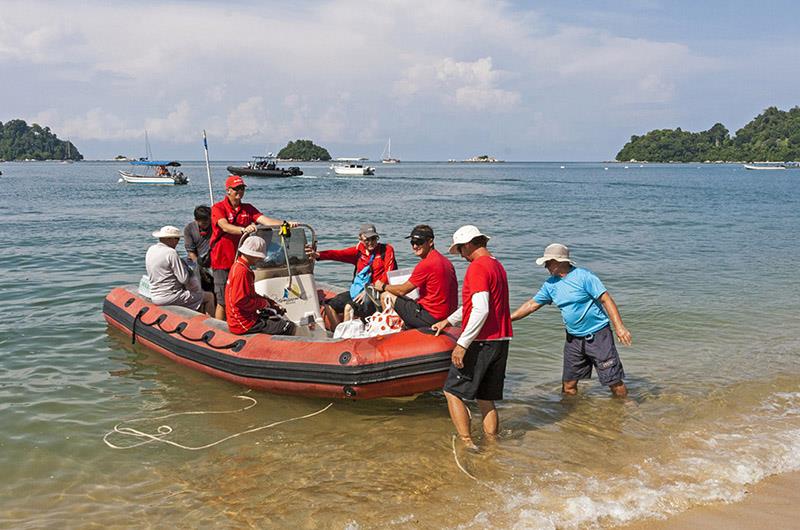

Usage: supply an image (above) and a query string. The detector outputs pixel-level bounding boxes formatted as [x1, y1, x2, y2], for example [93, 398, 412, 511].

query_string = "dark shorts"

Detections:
[562, 325, 625, 386]
[326, 290, 377, 319]
[212, 269, 229, 307]
[393, 296, 436, 329]
[248, 312, 296, 336]
[443, 340, 509, 401]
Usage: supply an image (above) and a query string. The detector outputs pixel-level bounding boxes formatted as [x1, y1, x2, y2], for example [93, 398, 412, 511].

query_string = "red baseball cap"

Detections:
[225, 175, 246, 189]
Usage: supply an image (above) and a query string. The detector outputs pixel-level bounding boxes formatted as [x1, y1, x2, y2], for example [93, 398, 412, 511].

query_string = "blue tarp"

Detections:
[130, 160, 181, 167]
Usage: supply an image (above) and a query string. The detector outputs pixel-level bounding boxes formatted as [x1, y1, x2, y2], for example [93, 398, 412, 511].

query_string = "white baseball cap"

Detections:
[239, 236, 267, 259]
[535, 243, 575, 266]
[448, 225, 490, 254]
[152, 225, 181, 239]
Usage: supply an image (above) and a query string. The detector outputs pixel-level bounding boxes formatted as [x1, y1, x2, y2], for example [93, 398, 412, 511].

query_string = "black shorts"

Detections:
[212, 269, 229, 307]
[326, 290, 377, 319]
[393, 296, 436, 329]
[562, 325, 625, 386]
[248, 312, 295, 336]
[443, 340, 509, 401]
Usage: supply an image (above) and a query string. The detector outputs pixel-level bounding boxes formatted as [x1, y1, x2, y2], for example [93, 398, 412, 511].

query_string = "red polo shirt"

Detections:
[210, 198, 262, 270]
[225, 255, 268, 335]
[317, 242, 397, 284]
[462, 255, 512, 341]
[408, 248, 458, 320]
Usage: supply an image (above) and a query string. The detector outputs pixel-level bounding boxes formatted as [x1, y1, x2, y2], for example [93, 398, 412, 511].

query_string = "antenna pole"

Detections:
[203, 130, 214, 204]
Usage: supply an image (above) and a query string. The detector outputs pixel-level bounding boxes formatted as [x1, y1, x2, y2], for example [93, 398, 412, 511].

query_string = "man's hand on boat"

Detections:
[431, 319, 450, 336]
[304, 244, 320, 261]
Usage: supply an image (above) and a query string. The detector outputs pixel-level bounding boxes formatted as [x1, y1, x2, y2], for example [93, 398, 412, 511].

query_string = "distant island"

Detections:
[277, 139, 331, 161]
[462, 155, 503, 163]
[0, 119, 82, 161]
[616, 106, 800, 163]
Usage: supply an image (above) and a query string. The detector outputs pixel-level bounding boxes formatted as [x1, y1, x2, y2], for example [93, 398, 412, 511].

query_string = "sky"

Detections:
[2, 0, 799, 161]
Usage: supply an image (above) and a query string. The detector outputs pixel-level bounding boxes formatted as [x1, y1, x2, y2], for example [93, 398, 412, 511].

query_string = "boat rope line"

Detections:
[131, 308, 244, 351]
[103, 394, 333, 451]
[451, 435, 478, 482]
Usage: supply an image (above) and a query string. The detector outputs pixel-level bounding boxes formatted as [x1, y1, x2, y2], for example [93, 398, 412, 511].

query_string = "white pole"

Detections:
[203, 130, 214, 204]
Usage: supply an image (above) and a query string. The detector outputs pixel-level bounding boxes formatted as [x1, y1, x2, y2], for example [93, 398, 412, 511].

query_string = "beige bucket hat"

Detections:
[239, 236, 267, 259]
[448, 225, 490, 254]
[152, 225, 181, 239]
[535, 243, 575, 266]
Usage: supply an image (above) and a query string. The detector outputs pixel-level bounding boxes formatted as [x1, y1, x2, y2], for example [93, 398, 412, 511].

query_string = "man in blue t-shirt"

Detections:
[511, 243, 632, 397]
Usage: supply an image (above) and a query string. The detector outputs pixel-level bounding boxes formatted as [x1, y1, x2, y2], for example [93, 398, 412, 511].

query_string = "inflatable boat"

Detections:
[103, 224, 458, 399]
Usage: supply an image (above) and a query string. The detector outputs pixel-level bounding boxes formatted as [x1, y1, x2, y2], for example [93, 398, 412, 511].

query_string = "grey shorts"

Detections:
[212, 269, 229, 306]
[562, 325, 625, 386]
[443, 340, 509, 401]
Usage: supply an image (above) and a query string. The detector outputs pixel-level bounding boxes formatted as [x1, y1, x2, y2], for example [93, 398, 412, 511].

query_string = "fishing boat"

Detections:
[103, 224, 457, 399]
[118, 160, 189, 185]
[743, 163, 786, 170]
[381, 138, 400, 164]
[227, 155, 303, 178]
[331, 158, 375, 176]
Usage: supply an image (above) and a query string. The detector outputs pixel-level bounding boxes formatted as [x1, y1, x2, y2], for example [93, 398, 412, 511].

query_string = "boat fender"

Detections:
[338, 351, 352, 365]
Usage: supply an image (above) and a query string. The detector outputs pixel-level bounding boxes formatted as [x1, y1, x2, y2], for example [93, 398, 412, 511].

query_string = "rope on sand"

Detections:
[103, 395, 333, 451]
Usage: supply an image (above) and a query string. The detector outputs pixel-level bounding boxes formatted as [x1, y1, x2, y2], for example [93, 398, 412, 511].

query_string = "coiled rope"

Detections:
[103, 394, 333, 451]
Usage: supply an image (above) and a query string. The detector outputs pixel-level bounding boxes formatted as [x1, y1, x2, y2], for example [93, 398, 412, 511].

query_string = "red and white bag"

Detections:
[365, 306, 403, 336]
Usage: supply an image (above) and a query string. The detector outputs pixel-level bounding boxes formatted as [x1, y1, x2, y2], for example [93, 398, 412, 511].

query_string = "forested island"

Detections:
[0, 119, 82, 161]
[616, 106, 800, 162]
[277, 139, 331, 161]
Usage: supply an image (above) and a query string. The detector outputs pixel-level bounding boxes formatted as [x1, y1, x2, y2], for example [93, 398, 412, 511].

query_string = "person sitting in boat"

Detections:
[210, 175, 298, 321]
[306, 223, 397, 327]
[156, 165, 170, 177]
[226, 236, 295, 336]
[145, 225, 214, 315]
[374, 225, 458, 329]
[184, 205, 213, 293]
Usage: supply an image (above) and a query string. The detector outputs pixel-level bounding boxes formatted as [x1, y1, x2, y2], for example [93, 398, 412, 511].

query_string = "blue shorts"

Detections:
[562, 325, 625, 386]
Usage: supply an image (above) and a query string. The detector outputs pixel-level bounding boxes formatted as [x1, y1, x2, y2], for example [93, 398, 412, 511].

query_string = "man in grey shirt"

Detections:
[184, 205, 214, 293]
[146, 226, 214, 315]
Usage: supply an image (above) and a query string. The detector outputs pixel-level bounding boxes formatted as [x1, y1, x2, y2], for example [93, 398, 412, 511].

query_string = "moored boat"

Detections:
[381, 138, 400, 164]
[743, 163, 786, 170]
[331, 158, 375, 176]
[103, 224, 457, 399]
[227, 156, 302, 178]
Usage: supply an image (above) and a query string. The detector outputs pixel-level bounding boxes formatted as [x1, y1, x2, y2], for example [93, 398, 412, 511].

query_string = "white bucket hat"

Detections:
[152, 225, 181, 239]
[448, 225, 490, 254]
[239, 236, 266, 259]
[535, 243, 575, 266]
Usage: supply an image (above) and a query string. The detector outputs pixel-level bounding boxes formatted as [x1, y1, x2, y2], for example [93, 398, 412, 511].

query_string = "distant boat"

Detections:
[118, 160, 188, 185]
[331, 157, 375, 176]
[228, 155, 302, 178]
[381, 139, 400, 164]
[743, 163, 786, 170]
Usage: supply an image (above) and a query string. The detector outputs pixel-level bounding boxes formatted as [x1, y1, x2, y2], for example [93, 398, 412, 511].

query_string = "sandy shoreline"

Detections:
[620, 470, 800, 529]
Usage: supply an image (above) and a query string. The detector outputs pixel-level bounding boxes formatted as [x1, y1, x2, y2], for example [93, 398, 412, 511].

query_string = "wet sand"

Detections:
[621, 471, 800, 529]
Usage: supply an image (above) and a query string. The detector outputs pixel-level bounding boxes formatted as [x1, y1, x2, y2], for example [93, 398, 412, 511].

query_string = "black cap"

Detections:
[405, 225, 435, 241]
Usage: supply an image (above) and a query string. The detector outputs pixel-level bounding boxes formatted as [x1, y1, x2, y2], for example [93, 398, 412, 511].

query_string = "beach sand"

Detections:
[621, 471, 800, 529]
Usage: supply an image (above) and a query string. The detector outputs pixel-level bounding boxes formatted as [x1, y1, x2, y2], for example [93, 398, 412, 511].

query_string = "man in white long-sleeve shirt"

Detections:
[432, 225, 512, 448]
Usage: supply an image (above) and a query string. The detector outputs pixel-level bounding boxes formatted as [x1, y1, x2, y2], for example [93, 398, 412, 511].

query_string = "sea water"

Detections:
[1, 161, 799, 528]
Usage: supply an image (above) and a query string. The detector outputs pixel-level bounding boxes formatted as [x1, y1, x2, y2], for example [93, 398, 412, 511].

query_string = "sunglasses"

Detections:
[410, 238, 428, 247]
[362, 235, 379, 243]
[230, 186, 246, 192]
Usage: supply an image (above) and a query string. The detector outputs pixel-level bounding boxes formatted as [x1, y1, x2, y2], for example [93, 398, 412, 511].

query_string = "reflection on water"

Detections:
[1, 161, 799, 528]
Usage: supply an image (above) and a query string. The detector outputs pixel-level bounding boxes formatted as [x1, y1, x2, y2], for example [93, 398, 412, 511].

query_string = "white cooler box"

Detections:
[387, 268, 419, 299]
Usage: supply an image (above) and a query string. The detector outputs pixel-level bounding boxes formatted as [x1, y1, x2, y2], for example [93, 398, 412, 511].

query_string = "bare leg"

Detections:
[445, 391, 475, 447]
[609, 381, 628, 398]
[477, 399, 498, 437]
[343, 304, 354, 321]
[202, 292, 215, 316]
[562, 379, 578, 395]
[322, 305, 342, 329]
[215, 304, 225, 321]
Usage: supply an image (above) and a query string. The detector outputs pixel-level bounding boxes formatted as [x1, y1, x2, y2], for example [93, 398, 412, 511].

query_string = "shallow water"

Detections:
[1, 160, 799, 528]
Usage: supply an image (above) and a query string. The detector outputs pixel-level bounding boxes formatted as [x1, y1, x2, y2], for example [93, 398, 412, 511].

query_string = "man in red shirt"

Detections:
[432, 225, 512, 450]
[306, 223, 397, 327]
[374, 225, 458, 329]
[210, 175, 289, 321]
[225, 237, 295, 336]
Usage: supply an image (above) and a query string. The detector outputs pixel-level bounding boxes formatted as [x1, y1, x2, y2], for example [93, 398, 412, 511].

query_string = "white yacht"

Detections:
[331, 157, 375, 176]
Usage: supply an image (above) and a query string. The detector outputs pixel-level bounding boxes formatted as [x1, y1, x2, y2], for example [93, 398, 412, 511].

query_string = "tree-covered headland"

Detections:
[616, 106, 800, 162]
[0, 119, 82, 161]
[277, 139, 331, 161]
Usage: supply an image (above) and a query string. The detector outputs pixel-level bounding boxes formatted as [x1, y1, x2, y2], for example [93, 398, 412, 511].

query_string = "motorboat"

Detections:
[118, 160, 189, 185]
[103, 224, 458, 399]
[227, 155, 303, 178]
[743, 163, 786, 170]
[331, 158, 375, 176]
